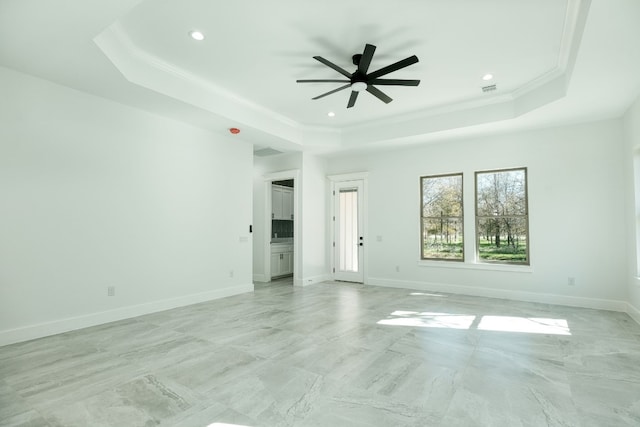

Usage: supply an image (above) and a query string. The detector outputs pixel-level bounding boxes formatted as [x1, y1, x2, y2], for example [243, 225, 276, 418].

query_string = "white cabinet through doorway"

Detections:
[271, 243, 293, 278]
[272, 185, 293, 220]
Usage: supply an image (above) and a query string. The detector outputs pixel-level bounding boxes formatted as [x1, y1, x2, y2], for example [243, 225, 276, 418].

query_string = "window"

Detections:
[475, 168, 529, 264]
[421, 173, 463, 260]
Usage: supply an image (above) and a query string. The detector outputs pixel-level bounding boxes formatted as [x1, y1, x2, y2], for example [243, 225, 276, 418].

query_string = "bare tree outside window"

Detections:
[475, 168, 529, 264]
[421, 173, 463, 260]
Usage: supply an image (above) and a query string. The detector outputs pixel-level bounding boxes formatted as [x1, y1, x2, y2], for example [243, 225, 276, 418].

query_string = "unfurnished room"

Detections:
[2, 1, 640, 426]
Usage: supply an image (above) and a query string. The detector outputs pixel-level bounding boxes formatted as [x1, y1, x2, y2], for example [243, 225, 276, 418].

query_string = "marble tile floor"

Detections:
[2, 279, 640, 427]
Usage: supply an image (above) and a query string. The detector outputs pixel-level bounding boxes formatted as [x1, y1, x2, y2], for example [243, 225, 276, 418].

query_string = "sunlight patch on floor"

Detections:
[378, 311, 476, 329]
[377, 311, 571, 335]
[478, 315, 571, 335]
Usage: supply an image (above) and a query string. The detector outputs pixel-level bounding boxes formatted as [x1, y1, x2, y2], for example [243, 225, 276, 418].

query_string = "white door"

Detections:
[282, 251, 293, 275]
[272, 186, 283, 219]
[282, 188, 294, 220]
[270, 252, 281, 278]
[334, 180, 364, 283]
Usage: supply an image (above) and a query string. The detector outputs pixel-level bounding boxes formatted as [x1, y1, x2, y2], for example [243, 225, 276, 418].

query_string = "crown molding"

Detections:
[94, 0, 590, 152]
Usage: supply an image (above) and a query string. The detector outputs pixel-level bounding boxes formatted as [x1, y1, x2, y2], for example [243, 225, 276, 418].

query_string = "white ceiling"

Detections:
[1, 0, 639, 155]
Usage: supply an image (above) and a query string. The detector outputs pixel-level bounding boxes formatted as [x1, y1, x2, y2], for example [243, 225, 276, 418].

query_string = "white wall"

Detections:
[326, 119, 628, 310]
[624, 96, 640, 322]
[299, 152, 329, 285]
[0, 66, 254, 346]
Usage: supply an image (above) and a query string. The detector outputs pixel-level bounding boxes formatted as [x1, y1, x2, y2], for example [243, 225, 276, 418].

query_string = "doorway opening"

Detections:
[263, 170, 300, 285]
[270, 179, 294, 281]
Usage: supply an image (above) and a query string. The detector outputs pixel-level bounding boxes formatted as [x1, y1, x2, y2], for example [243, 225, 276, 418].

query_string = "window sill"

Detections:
[417, 260, 533, 273]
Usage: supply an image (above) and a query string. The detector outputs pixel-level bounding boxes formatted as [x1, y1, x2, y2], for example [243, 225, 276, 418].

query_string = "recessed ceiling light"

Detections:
[482, 73, 494, 81]
[327, 112, 336, 117]
[189, 30, 205, 41]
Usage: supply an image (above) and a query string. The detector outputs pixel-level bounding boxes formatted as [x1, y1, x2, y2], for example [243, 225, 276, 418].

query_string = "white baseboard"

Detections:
[0, 283, 254, 347]
[367, 277, 628, 312]
[295, 274, 331, 287]
[627, 302, 640, 325]
[253, 273, 268, 283]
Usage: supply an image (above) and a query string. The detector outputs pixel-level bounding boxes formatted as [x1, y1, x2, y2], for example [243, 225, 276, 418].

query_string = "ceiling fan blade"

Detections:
[312, 83, 351, 100]
[313, 56, 352, 78]
[367, 55, 419, 79]
[347, 91, 359, 108]
[369, 79, 420, 86]
[358, 44, 376, 74]
[366, 85, 393, 104]
[297, 79, 350, 83]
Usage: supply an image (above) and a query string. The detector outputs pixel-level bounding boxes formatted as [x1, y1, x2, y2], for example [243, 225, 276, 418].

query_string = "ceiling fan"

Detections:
[296, 43, 420, 109]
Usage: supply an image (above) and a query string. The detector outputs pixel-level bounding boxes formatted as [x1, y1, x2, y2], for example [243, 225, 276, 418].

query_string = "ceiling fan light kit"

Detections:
[296, 43, 420, 109]
[351, 81, 367, 92]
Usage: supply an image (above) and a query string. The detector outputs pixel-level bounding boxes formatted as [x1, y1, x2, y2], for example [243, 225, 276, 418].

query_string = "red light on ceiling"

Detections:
[229, 127, 240, 134]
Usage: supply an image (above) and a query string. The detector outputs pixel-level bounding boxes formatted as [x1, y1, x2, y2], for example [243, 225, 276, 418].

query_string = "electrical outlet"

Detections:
[107, 286, 115, 296]
[568, 277, 576, 286]
[229, 270, 234, 278]
[376, 235, 383, 242]
[395, 265, 400, 273]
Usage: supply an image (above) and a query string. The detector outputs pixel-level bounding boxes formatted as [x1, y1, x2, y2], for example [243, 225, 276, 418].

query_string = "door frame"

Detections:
[264, 169, 300, 284]
[328, 172, 369, 284]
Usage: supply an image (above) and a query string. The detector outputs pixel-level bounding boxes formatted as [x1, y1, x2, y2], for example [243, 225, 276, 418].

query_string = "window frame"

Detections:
[474, 167, 530, 266]
[420, 172, 464, 262]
